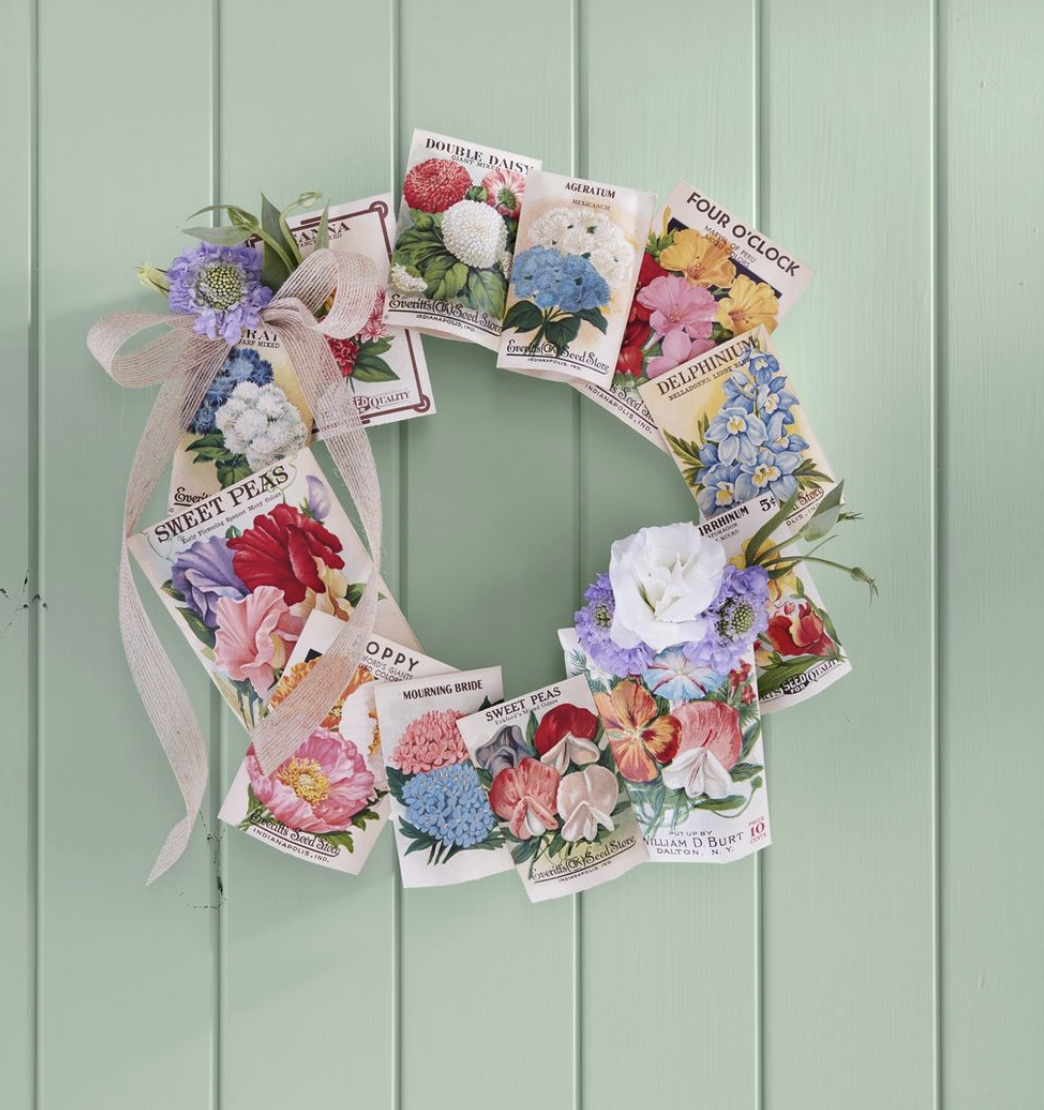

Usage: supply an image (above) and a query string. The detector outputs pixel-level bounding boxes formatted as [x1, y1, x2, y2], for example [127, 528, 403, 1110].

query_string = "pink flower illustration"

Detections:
[556, 765, 618, 843]
[213, 585, 304, 698]
[638, 275, 718, 344]
[246, 727, 375, 833]
[391, 708, 467, 775]
[646, 328, 716, 379]
[360, 287, 388, 341]
[481, 167, 527, 218]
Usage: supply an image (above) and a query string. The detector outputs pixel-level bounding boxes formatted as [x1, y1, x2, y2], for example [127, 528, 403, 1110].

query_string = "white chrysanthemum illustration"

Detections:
[526, 205, 634, 289]
[441, 199, 507, 269]
[390, 263, 428, 294]
[215, 381, 308, 469]
[498, 250, 513, 278]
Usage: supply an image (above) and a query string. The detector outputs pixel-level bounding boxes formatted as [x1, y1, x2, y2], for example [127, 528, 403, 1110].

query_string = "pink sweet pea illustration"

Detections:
[213, 585, 304, 698]
[556, 765, 619, 843]
[662, 701, 743, 800]
[246, 727, 376, 834]
[489, 758, 560, 839]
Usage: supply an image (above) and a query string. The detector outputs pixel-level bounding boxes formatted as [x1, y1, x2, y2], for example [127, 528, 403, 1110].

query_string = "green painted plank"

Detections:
[0, 1, 36, 1107]
[397, 1, 578, 1107]
[940, 3, 1044, 1107]
[35, 3, 219, 1108]
[217, 3, 401, 1109]
[576, 3, 760, 1107]
[759, 3, 936, 1108]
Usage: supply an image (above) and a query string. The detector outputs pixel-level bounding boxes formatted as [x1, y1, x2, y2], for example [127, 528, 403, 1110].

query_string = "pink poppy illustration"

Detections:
[213, 585, 304, 698]
[489, 758, 560, 839]
[246, 727, 375, 834]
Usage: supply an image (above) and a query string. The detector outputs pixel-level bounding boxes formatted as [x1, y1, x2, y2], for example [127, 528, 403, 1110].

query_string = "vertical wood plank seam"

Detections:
[930, 1, 943, 1107]
[571, 3, 584, 1108]
[751, 2, 765, 1107]
[390, 2, 403, 1106]
[29, 0, 41, 1105]
[209, 2, 224, 1108]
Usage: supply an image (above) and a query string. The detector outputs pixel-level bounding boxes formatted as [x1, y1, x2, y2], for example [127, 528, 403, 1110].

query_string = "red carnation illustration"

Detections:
[403, 157, 472, 213]
[228, 503, 345, 606]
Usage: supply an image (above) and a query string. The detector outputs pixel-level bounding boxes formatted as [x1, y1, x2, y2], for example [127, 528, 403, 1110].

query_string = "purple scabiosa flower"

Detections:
[171, 535, 248, 627]
[683, 564, 770, 674]
[167, 242, 273, 345]
[574, 572, 654, 679]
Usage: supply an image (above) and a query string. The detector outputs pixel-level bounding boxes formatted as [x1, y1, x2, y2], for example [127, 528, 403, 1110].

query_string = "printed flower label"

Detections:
[692, 496, 851, 710]
[374, 667, 515, 887]
[639, 326, 838, 532]
[560, 630, 770, 864]
[578, 179, 815, 445]
[290, 196, 434, 430]
[458, 675, 648, 901]
[384, 130, 542, 350]
[218, 612, 438, 874]
[497, 171, 655, 386]
[130, 446, 414, 733]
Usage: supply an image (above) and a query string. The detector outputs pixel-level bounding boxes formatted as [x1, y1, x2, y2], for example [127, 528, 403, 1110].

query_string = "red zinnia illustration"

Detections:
[764, 601, 834, 658]
[228, 503, 345, 606]
[402, 157, 472, 213]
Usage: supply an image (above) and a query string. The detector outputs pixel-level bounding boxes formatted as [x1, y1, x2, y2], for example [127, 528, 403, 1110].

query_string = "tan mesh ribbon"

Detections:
[87, 249, 382, 883]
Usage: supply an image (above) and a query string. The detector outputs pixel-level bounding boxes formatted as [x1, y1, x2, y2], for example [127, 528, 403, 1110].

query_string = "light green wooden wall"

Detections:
[1, 1, 1041, 1107]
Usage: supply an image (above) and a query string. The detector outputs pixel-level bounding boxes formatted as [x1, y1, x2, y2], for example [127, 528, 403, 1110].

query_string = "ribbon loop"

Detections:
[88, 247, 383, 882]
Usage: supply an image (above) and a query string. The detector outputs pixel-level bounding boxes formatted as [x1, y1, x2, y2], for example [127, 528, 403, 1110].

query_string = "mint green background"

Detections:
[1, 1, 1041, 1107]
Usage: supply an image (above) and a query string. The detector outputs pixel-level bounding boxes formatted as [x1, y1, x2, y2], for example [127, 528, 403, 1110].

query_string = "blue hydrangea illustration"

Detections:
[510, 246, 609, 313]
[188, 347, 274, 434]
[402, 762, 497, 848]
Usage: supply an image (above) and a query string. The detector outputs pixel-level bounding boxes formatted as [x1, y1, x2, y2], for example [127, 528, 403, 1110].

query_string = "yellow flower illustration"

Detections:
[714, 275, 779, 336]
[659, 229, 737, 289]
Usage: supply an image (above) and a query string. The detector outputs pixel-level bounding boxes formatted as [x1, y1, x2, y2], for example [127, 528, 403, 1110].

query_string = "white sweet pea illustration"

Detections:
[556, 765, 618, 843]
[662, 745, 736, 800]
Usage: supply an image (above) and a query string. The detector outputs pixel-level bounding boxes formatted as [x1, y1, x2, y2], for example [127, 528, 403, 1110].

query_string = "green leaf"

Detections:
[344, 581, 365, 608]
[464, 185, 488, 203]
[351, 356, 399, 383]
[663, 431, 704, 468]
[800, 479, 846, 542]
[225, 525, 241, 540]
[503, 299, 544, 334]
[215, 455, 251, 488]
[576, 306, 608, 334]
[544, 314, 581, 356]
[755, 656, 823, 699]
[444, 261, 470, 299]
[260, 193, 295, 291]
[178, 606, 216, 649]
[315, 203, 331, 250]
[321, 830, 356, 853]
[728, 762, 764, 782]
[182, 225, 253, 246]
[745, 491, 799, 565]
[525, 711, 539, 753]
[361, 337, 393, 356]
[161, 581, 186, 602]
[385, 765, 408, 804]
[466, 269, 507, 318]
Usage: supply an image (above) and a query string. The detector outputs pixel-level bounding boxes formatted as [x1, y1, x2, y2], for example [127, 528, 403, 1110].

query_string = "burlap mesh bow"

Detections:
[88, 248, 383, 883]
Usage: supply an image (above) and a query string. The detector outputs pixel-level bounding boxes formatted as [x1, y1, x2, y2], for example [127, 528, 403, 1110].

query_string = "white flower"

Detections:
[608, 523, 727, 653]
[662, 745, 739, 801]
[216, 381, 308, 469]
[498, 249, 513, 278]
[527, 205, 635, 289]
[588, 239, 634, 288]
[390, 263, 427, 294]
[440, 199, 507, 269]
[340, 688, 386, 792]
[529, 206, 583, 249]
[539, 728, 601, 776]
[556, 765, 618, 842]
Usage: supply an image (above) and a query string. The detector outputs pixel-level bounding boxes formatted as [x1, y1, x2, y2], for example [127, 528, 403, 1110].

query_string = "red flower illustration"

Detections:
[489, 758, 560, 839]
[326, 335, 360, 377]
[764, 601, 834, 657]
[403, 157, 472, 213]
[228, 503, 345, 606]
[533, 704, 600, 774]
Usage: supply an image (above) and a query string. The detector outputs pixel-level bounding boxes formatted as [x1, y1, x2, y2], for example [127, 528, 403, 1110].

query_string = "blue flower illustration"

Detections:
[402, 762, 497, 849]
[642, 648, 710, 702]
[734, 446, 800, 504]
[706, 406, 767, 466]
[721, 369, 755, 411]
[697, 463, 741, 518]
[765, 411, 809, 454]
[188, 347, 274, 434]
[510, 246, 609, 313]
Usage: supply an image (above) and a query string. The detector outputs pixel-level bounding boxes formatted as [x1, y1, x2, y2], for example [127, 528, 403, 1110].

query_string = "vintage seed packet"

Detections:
[219, 612, 442, 873]
[577, 179, 815, 446]
[639, 326, 837, 532]
[697, 495, 852, 711]
[559, 629, 771, 864]
[496, 170, 656, 386]
[457, 675, 648, 900]
[374, 667, 515, 888]
[166, 195, 433, 515]
[384, 130, 542, 350]
[130, 446, 413, 733]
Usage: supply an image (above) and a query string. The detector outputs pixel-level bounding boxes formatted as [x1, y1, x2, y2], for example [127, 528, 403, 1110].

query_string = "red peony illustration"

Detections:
[227, 503, 345, 606]
[403, 157, 472, 213]
[764, 601, 834, 657]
